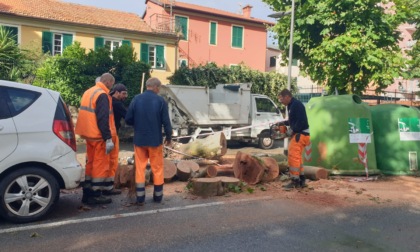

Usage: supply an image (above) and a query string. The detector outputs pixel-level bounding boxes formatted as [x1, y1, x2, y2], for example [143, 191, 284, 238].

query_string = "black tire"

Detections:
[258, 135, 274, 149]
[0, 167, 59, 223]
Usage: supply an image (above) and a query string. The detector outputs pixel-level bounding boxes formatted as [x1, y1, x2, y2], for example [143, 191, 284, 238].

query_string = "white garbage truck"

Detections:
[159, 83, 284, 149]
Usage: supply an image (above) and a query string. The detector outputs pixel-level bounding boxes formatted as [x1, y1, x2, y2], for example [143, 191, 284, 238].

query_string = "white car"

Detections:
[0, 80, 83, 223]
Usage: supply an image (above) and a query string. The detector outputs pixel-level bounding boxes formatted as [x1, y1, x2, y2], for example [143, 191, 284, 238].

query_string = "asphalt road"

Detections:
[0, 195, 418, 251]
[1, 140, 419, 251]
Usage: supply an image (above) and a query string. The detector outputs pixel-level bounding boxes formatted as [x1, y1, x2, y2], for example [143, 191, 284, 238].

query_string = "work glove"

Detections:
[105, 138, 114, 154]
[295, 133, 301, 143]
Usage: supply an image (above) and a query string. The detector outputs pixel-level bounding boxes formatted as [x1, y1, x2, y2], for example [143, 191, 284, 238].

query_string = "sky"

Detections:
[62, 0, 278, 45]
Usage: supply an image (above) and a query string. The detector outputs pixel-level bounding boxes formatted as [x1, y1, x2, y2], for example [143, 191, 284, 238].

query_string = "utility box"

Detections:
[304, 95, 380, 175]
[370, 104, 420, 175]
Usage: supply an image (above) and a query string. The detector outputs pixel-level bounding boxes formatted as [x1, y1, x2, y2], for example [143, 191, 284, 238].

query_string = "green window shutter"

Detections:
[2, 26, 18, 44]
[122, 40, 131, 46]
[175, 16, 188, 40]
[94, 37, 105, 50]
[42, 31, 53, 54]
[62, 34, 73, 50]
[156, 45, 165, 69]
[140, 43, 149, 63]
[210, 22, 216, 45]
[232, 26, 243, 48]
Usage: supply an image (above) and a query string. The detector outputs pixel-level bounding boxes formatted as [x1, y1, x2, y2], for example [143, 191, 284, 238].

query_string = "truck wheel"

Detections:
[258, 136, 274, 149]
[0, 167, 60, 223]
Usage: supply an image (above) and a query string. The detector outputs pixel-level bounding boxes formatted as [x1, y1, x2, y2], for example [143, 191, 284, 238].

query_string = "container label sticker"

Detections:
[398, 118, 420, 141]
[348, 118, 371, 143]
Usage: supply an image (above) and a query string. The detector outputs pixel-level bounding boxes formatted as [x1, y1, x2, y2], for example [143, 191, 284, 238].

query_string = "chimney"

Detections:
[242, 5, 252, 18]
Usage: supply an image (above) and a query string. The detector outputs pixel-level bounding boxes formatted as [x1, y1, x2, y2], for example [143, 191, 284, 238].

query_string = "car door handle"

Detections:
[0, 125, 3, 131]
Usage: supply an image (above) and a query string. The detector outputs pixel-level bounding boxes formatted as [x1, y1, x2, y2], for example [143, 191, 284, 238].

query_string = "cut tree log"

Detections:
[207, 164, 234, 178]
[191, 177, 240, 197]
[176, 160, 200, 181]
[232, 151, 265, 185]
[254, 153, 288, 173]
[114, 164, 135, 189]
[260, 157, 280, 182]
[174, 132, 227, 159]
[303, 166, 329, 180]
[191, 177, 224, 197]
[164, 158, 177, 183]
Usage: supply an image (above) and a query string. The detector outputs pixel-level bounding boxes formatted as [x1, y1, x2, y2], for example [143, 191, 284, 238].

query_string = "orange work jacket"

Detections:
[75, 82, 116, 140]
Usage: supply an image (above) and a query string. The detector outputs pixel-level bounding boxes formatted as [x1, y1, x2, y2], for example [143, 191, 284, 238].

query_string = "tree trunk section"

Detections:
[207, 164, 234, 178]
[232, 151, 265, 185]
[191, 177, 225, 197]
[114, 164, 135, 189]
[176, 132, 227, 159]
[261, 157, 280, 182]
[164, 159, 177, 183]
[176, 160, 200, 181]
[303, 166, 329, 180]
[191, 177, 241, 197]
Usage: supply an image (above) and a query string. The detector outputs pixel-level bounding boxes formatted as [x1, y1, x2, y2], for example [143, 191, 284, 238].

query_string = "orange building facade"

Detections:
[143, 0, 273, 72]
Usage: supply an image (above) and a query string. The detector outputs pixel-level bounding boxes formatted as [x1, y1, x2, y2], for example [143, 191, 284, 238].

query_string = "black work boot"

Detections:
[299, 175, 307, 188]
[86, 190, 112, 205]
[86, 195, 112, 205]
[282, 178, 300, 190]
[102, 188, 122, 195]
[82, 188, 90, 204]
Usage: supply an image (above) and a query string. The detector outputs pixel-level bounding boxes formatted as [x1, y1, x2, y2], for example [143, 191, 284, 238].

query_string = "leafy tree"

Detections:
[34, 42, 150, 106]
[406, 3, 420, 85]
[264, 0, 416, 94]
[0, 26, 23, 80]
[168, 63, 290, 104]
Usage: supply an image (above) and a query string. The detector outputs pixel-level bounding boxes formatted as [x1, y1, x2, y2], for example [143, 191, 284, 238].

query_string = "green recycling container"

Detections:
[304, 95, 379, 175]
[370, 104, 420, 175]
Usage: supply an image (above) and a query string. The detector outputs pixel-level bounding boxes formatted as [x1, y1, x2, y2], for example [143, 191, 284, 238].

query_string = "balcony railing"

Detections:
[148, 13, 177, 34]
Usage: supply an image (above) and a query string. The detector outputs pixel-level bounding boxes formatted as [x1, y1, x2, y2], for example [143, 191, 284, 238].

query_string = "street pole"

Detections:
[284, 0, 295, 155]
[268, 1, 296, 155]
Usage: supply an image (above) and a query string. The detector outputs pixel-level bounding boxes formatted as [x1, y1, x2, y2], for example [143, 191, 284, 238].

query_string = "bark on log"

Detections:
[207, 164, 234, 178]
[261, 157, 280, 182]
[164, 159, 177, 183]
[191, 177, 224, 197]
[176, 160, 200, 181]
[175, 132, 227, 159]
[303, 166, 329, 180]
[232, 152, 265, 185]
[219, 176, 240, 189]
[191, 177, 241, 197]
[114, 164, 135, 189]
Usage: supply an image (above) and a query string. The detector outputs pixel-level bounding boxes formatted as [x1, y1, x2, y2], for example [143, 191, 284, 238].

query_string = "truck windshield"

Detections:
[255, 97, 277, 113]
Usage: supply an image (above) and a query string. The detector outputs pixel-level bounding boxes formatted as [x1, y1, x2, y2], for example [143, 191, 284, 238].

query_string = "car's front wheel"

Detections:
[0, 167, 59, 223]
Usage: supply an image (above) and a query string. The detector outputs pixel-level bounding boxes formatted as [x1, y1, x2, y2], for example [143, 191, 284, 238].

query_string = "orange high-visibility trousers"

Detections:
[106, 135, 119, 190]
[134, 145, 164, 203]
[288, 134, 311, 179]
[85, 139, 111, 192]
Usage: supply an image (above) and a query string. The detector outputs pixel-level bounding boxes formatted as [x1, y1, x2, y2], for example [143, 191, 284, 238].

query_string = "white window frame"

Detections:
[178, 59, 188, 68]
[145, 42, 166, 70]
[209, 21, 218, 46]
[104, 38, 122, 52]
[0, 23, 21, 45]
[53, 33, 63, 56]
[231, 25, 244, 49]
[50, 30, 75, 56]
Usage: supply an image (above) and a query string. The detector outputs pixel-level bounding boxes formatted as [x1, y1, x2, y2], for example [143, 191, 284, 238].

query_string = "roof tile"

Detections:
[0, 0, 153, 33]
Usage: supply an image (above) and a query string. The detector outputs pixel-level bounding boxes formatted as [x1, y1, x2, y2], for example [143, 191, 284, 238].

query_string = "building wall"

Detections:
[144, 2, 268, 72]
[0, 15, 177, 81]
[175, 12, 267, 71]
